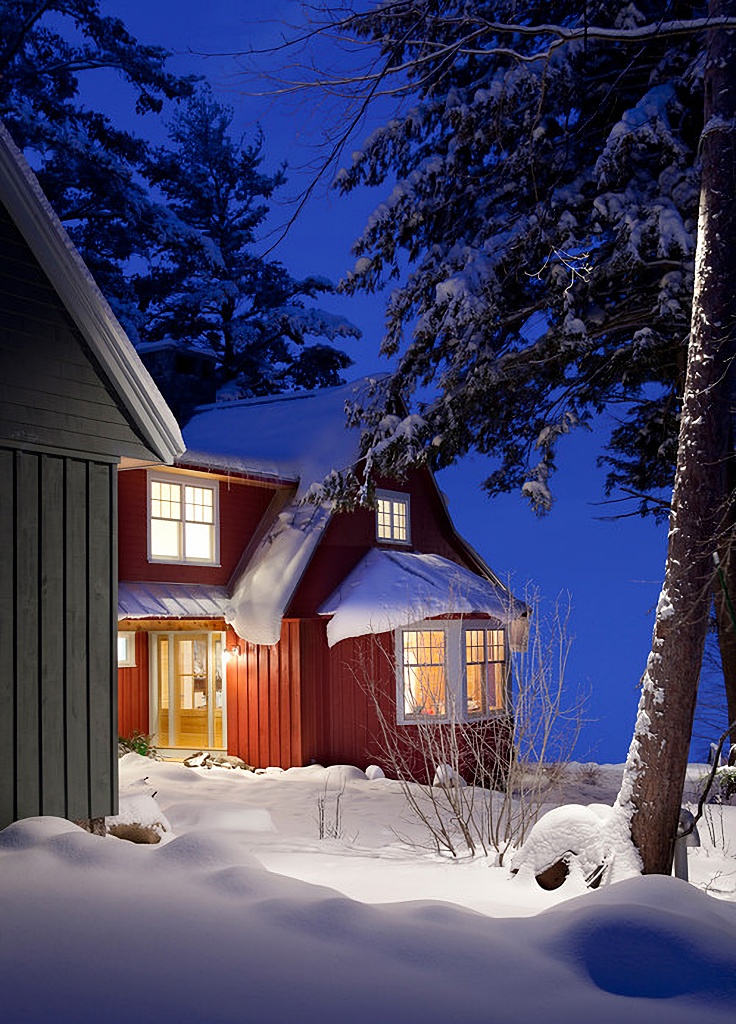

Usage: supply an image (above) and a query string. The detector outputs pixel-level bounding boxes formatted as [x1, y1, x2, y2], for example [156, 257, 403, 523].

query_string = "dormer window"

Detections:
[148, 472, 219, 564]
[376, 490, 410, 544]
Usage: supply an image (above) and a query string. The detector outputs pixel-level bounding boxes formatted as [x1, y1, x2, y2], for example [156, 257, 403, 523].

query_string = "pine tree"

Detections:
[0, 0, 194, 333]
[137, 87, 357, 395]
[281, 0, 736, 872]
[327, 1, 704, 515]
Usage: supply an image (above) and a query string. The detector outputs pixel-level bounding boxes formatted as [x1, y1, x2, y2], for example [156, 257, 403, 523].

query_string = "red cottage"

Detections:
[117, 380, 526, 777]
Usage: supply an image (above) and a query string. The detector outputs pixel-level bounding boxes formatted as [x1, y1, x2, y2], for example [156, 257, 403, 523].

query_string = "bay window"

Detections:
[397, 620, 507, 724]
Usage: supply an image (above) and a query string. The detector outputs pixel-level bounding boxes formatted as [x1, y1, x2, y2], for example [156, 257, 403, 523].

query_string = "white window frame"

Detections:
[376, 489, 411, 545]
[147, 471, 220, 565]
[149, 630, 227, 753]
[395, 619, 508, 725]
[117, 631, 136, 668]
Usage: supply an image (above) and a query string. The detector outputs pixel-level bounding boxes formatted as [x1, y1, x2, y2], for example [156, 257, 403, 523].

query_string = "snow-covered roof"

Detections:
[180, 379, 373, 487]
[0, 120, 183, 464]
[318, 548, 526, 647]
[181, 380, 381, 644]
[118, 582, 233, 621]
[229, 502, 332, 644]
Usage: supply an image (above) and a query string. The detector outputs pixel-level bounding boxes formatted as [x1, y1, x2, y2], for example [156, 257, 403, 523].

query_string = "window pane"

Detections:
[465, 629, 487, 716]
[391, 499, 407, 541]
[185, 521, 214, 561]
[403, 630, 446, 717]
[151, 480, 181, 520]
[117, 635, 128, 663]
[377, 493, 409, 542]
[151, 518, 181, 559]
[487, 629, 506, 710]
[377, 498, 392, 539]
[185, 485, 214, 524]
[464, 628, 506, 715]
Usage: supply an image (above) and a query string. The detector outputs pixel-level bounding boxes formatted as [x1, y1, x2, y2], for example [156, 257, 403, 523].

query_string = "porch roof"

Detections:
[118, 582, 234, 621]
[318, 548, 526, 647]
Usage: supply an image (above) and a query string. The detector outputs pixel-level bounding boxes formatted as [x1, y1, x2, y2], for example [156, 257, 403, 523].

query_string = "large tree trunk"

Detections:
[619, 0, 736, 874]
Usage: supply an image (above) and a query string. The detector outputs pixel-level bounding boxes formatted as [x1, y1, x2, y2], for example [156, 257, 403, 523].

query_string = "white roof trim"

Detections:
[0, 121, 183, 464]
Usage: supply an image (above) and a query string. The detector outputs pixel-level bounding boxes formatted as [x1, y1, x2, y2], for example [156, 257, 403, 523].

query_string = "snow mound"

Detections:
[512, 804, 614, 885]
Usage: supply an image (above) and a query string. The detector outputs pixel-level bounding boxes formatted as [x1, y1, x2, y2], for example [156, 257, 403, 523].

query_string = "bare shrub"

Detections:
[354, 590, 585, 863]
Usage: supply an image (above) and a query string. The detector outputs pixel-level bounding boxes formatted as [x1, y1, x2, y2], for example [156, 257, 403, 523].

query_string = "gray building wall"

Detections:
[0, 200, 142, 827]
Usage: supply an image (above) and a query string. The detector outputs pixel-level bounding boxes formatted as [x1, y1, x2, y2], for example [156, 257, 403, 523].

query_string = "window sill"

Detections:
[148, 558, 221, 567]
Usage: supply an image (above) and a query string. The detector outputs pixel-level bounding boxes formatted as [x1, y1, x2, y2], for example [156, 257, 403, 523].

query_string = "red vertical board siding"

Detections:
[118, 469, 278, 585]
[225, 626, 241, 758]
[297, 619, 330, 765]
[226, 620, 303, 769]
[327, 634, 395, 770]
[117, 631, 150, 738]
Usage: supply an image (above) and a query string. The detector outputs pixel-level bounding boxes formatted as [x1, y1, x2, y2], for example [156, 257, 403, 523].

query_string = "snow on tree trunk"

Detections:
[617, 0, 736, 875]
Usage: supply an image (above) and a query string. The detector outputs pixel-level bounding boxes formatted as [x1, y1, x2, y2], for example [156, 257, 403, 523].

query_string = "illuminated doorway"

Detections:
[150, 632, 226, 751]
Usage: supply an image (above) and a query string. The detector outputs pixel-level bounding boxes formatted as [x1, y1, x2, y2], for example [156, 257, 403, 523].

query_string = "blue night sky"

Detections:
[100, 0, 692, 762]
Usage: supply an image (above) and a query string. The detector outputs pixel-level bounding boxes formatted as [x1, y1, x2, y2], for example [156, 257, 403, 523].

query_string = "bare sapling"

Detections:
[354, 588, 585, 861]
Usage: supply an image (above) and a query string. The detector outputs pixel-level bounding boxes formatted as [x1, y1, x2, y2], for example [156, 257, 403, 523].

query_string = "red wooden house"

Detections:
[117, 380, 526, 776]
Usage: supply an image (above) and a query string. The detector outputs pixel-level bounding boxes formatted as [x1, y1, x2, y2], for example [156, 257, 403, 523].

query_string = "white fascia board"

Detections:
[0, 121, 184, 464]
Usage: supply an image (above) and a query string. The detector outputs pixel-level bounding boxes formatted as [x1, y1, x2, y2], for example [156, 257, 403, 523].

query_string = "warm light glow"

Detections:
[402, 629, 446, 717]
[149, 475, 217, 563]
[377, 491, 410, 543]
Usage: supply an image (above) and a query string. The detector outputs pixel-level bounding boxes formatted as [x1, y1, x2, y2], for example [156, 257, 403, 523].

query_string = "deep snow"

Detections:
[2, 756, 736, 1023]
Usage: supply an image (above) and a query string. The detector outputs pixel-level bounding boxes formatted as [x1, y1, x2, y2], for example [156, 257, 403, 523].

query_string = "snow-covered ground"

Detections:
[2, 756, 736, 1023]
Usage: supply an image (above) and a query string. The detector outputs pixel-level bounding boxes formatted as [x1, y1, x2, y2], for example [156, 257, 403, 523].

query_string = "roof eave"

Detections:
[0, 121, 184, 465]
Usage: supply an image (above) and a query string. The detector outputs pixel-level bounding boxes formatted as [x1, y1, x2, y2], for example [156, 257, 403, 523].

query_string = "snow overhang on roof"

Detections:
[118, 582, 234, 621]
[318, 548, 526, 648]
[229, 501, 332, 645]
[0, 121, 183, 465]
[183, 379, 383, 645]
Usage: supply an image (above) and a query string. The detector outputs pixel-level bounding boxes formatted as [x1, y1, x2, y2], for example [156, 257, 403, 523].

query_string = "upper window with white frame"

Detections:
[397, 620, 507, 723]
[148, 472, 219, 564]
[376, 490, 410, 544]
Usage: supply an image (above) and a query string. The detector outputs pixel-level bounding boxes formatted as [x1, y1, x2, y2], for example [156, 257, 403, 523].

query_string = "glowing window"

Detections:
[149, 474, 218, 564]
[397, 621, 507, 724]
[376, 490, 410, 544]
[401, 629, 446, 718]
[465, 628, 506, 716]
[117, 632, 136, 668]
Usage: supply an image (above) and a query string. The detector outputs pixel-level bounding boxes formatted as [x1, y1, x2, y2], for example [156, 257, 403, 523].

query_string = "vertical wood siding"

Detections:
[0, 203, 153, 462]
[0, 446, 118, 828]
[226, 621, 303, 768]
[117, 631, 150, 739]
[326, 633, 396, 771]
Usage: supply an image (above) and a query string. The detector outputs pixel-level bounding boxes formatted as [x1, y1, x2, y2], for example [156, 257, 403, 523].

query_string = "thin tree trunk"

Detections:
[715, 501, 736, 746]
[619, 0, 736, 875]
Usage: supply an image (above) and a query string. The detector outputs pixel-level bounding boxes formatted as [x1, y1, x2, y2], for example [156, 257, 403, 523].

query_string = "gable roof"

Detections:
[177, 380, 521, 646]
[0, 121, 183, 465]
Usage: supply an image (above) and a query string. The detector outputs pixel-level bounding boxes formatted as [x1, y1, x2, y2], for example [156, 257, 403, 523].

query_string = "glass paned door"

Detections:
[153, 632, 225, 750]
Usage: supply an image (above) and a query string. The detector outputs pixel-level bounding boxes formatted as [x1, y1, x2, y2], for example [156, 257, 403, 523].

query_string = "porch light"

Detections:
[223, 643, 242, 663]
